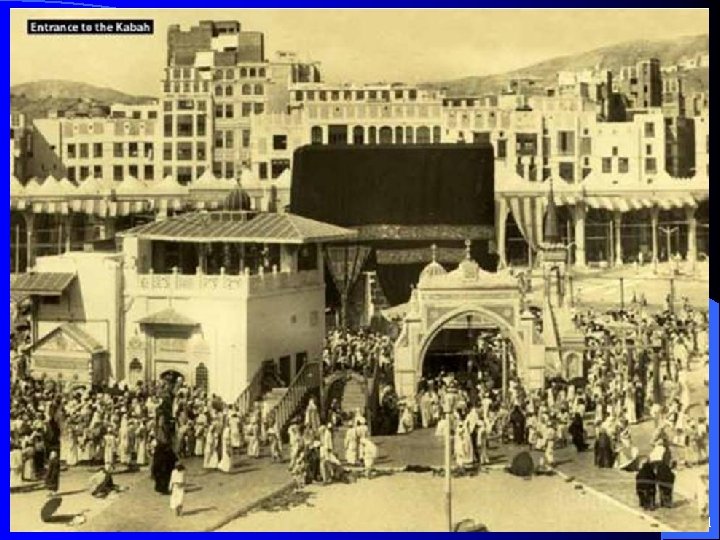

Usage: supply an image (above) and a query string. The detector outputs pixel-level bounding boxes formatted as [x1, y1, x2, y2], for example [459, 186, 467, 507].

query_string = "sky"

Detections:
[10, 8, 709, 96]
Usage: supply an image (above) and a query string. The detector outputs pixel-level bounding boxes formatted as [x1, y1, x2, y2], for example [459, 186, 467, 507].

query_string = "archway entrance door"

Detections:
[421, 317, 517, 395]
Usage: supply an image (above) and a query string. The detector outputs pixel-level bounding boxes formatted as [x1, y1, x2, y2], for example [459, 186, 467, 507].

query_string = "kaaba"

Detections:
[290, 144, 496, 306]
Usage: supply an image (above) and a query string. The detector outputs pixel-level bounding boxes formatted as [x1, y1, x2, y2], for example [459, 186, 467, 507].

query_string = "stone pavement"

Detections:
[11, 454, 293, 532]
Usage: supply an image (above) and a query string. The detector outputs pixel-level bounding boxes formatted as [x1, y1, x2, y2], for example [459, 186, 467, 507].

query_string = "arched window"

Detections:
[254, 84, 264, 95]
[225, 69, 234, 80]
[225, 85, 233, 97]
[242, 84, 251, 96]
[311, 126, 323, 145]
[379, 126, 393, 144]
[395, 126, 404, 144]
[240, 68, 247, 77]
[433, 126, 441, 143]
[129, 358, 143, 387]
[416, 126, 431, 144]
[249, 68, 256, 77]
[353, 126, 364, 145]
[195, 363, 208, 393]
[406, 126, 414, 144]
[368, 126, 377, 145]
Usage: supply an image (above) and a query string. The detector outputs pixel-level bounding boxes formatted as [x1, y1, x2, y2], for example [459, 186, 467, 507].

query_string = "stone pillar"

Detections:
[63, 215, 73, 253]
[573, 203, 586, 267]
[24, 211, 35, 270]
[280, 245, 297, 273]
[686, 206, 697, 271]
[496, 198, 509, 269]
[650, 206, 660, 266]
[613, 211, 623, 266]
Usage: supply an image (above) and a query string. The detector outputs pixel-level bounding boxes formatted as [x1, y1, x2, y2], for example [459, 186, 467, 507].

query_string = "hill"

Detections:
[423, 34, 709, 96]
[10, 80, 156, 119]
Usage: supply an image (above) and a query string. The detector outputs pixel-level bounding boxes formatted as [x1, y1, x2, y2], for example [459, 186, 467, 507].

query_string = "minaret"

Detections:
[539, 176, 567, 307]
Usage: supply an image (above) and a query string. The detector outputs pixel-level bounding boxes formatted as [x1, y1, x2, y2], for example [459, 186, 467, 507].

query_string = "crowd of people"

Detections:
[395, 298, 710, 519]
[322, 328, 394, 376]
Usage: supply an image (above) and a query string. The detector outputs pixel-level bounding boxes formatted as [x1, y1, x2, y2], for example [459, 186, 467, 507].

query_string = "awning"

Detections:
[10, 272, 75, 297]
[137, 307, 198, 327]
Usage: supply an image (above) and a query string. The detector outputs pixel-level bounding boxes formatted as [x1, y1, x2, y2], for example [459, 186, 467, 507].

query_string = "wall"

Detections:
[33, 252, 123, 377]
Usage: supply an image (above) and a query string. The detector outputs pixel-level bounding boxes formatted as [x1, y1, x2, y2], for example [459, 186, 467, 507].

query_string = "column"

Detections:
[573, 202, 586, 267]
[63, 215, 72, 253]
[686, 206, 697, 271]
[280, 245, 297, 273]
[24, 211, 35, 271]
[496, 198, 509, 269]
[613, 210, 623, 266]
[650, 206, 659, 266]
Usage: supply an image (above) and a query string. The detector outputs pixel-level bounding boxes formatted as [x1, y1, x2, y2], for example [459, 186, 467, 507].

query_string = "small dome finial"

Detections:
[431, 244, 438, 263]
[464, 239, 472, 259]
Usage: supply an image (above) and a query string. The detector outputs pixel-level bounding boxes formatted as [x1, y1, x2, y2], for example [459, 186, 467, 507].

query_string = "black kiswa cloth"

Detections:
[290, 144, 494, 227]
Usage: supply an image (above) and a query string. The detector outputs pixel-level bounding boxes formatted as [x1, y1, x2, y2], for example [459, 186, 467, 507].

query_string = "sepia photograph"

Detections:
[8, 7, 711, 532]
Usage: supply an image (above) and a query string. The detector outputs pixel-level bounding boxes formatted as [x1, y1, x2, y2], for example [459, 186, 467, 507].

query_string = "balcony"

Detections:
[128, 267, 323, 298]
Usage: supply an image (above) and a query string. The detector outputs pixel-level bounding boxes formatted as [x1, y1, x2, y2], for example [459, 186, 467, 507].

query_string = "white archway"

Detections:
[417, 304, 525, 378]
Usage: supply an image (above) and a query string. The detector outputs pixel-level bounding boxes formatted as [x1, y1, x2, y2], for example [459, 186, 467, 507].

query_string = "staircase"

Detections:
[340, 373, 368, 416]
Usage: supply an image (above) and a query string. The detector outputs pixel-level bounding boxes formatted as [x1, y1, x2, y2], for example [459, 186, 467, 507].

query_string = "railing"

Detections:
[129, 268, 322, 297]
[366, 358, 382, 435]
[271, 360, 322, 436]
[235, 362, 266, 419]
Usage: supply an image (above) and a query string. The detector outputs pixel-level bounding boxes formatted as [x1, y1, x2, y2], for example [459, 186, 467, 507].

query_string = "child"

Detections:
[169, 463, 185, 517]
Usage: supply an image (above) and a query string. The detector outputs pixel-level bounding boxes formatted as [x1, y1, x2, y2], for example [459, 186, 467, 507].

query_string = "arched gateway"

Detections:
[393, 243, 547, 399]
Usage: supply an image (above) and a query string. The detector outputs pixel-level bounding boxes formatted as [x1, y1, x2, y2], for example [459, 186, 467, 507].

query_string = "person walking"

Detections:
[169, 463, 186, 517]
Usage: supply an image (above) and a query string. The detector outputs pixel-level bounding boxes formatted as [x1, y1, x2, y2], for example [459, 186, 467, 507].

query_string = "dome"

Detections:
[419, 244, 447, 283]
[455, 239, 480, 279]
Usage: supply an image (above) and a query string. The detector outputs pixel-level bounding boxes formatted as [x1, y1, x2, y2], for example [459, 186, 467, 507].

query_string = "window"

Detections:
[612, 146, 618, 157]
[144, 165, 154, 180]
[93, 143, 103, 158]
[646, 144, 652, 155]
[416, 126, 431, 144]
[253, 103, 264, 115]
[67, 167, 76, 181]
[177, 167, 192, 184]
[295, 91, 303, 101]
[331, 91, 340, 101]
[196, 142, 206, 160]
[164, 115, 173, 137]
[145, 143, 154, 159]
[319, 91, 327, 101]
[225, 104, 234, 118]
[241, 103, 252, 117]
[273, 135, 287, 150]
[163, 143, 172, 160]
[307, 91, 315, 101]
[259, 162, 268, 179]
[433, 127, 441, 143]
[271, 159, 290, 178]
[212, 162, 223, 177]
[163, 101, 172, 112]
[195, 363, 208, 393]
[93, 165, 102, 178]
[496, 139, 507, 158]
[352, 126, 364, 145]
[196, 100, 206, 112]
[225, 162, 234, 179]
[128, 142, 138, 157]
[379, 126, 393, 144]
[242, 130, 251, 148]
[177, 99, 193, 110]
[196, 115, 206, 137]
[225, 131, 234, 148]
[559, 162, 574, 182]
[79, 143, 89, 159]
[395, 90, 404, 100]
[225, 85, 233, 97]
[645, 157, 657, 174]
[368, 126, 377, 144]
[113, 143, 124, 158]
[129, 165, 138, 179]
[602, 158, 612, 173]
[644, 122, 655, 138]
[249, 68, 256, 77]
[176, 115, 193, 137]
[557, 131, 575, 155]
[214, 131, 224, 149]
[618, 158, 629, 173]
[215, 105, 223, 118]
[148, 111, 157, 119]
[328, 125, 348, 145]
[113, 165, 123, 181]
[356, 91, 365, 100]
[241, 84, 251, 96]
[67, 144, 76, 159]
[311, 126, 323, 145]
[254, 84, 264, 95]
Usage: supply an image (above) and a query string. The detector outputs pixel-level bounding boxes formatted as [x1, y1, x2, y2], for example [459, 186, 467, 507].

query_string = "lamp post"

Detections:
[443, 386, 457, 532]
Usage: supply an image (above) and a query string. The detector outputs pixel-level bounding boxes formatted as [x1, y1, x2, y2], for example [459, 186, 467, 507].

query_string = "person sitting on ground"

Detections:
[89, 465, 119, 499]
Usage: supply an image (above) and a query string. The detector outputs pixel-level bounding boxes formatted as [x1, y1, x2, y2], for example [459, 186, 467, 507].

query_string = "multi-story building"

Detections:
[29, 112, 160, 182]
[617, 58, 662, 109]
[10, 112, 32, 180]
